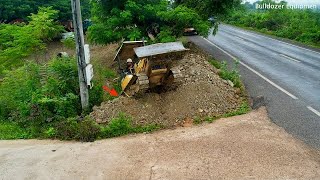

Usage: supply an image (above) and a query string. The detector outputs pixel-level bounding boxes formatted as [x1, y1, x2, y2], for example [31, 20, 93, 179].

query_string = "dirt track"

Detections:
[1, 107, 319, 180]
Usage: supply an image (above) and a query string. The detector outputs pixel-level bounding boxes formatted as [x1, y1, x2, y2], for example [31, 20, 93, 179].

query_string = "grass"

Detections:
[210, 58, 243, 89]
[0, 121, 32, 139]
[0, 113, 161, 142]
[209, 59, 222, 69]
[230, 24, 320, 49]
[99, 113, 161, 138]
[223, 101, 250, 118]
[192, 101, 251, 125]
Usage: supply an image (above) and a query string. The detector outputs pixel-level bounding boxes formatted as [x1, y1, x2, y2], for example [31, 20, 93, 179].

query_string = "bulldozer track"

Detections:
[137, 74, 150, 93]
[171, 68, 183, 84]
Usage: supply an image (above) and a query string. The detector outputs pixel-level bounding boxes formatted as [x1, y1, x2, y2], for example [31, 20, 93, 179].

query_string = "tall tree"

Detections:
[88, 0, 210, 44]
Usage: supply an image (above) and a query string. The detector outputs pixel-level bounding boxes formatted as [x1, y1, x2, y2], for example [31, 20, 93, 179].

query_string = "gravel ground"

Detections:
[91, 51, 244, 127]
[1, 107, 320, 180]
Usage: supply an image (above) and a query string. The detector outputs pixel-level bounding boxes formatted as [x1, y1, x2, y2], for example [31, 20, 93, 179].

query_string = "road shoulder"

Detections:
[1, 107, 319, 179]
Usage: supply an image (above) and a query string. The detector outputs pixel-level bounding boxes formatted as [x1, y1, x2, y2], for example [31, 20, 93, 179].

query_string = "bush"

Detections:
[100, 113, 133, 138]
[100, 113, 161, 138]
[54, 117, 80, 140]
[0, 121, 32, 139]
[61, 37, 76, 49]
[76, 118, 101, 142]
[0, 57, 104, 129]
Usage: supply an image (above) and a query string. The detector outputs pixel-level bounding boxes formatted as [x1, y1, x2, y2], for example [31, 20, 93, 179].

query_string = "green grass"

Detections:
[99, 113, 161, 138]
[223, 101, 250, 118]
[210, 59, 243, 89]
[104, 69, 117, 79]
[204, 116, 219, 123]
[0, 121, 32, 139]
[192, 101, 251, 125]
[0, 113, 161, 141]
[193, 116, 202, 125]
[209, 59, 222, 69]
[230, 24, 320, 49]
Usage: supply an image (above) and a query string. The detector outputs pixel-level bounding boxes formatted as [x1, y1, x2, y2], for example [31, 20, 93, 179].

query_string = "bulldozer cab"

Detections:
[113, 41, 145, 76]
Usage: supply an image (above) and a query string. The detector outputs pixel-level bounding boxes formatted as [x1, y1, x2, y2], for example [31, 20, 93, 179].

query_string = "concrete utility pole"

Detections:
[71, 0, 89, 109]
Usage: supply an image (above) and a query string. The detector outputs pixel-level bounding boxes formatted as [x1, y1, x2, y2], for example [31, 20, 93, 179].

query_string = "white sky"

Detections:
[244, 0, 320, 5]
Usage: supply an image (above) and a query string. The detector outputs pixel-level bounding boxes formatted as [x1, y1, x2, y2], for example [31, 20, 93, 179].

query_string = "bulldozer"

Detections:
[113, 41, 189, 96]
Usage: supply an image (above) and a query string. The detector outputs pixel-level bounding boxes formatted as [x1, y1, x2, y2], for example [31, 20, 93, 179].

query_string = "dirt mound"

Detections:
[90, 52, 244, 127]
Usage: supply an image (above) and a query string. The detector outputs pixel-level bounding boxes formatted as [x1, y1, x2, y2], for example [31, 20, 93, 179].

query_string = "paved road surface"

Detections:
[1, 108, 320, 180]
[189, 24, 320, 149]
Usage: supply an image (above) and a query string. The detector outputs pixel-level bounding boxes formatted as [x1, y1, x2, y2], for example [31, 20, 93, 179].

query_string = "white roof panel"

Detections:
[133, 42, 187, 58]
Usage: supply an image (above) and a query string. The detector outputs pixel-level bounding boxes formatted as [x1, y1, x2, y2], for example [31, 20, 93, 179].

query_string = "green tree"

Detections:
[0, 0, 91, 22]
[174, 0, 242, 18]
[0, 7, 64, 72]
[88, 0, 210, 44]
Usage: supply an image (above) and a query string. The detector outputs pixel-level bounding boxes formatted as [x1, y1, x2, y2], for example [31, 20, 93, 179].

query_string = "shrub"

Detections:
[0, 121, 32, 139]
[0, 57, 104, 129]
[100, 113, 161, 138]
[100, 113, 133, 138]
[61, 37, 76, 49]
[76, 118, 101, 142]
[54, 117, 80, 140]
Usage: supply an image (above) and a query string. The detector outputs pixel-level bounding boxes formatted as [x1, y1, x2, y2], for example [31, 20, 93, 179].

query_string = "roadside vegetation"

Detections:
[0, 7, 64, 76]
[88, 0, 240, 44]
[225, 0, 320, 47]
[193, 101, 250, 125]
[0, 0, 91, 22]
[0, 0, 250, 141]
[210, 59, 243, 89]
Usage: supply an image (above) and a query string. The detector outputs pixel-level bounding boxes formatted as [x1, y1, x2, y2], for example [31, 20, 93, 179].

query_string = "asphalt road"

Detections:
[189, 24, 320, 149]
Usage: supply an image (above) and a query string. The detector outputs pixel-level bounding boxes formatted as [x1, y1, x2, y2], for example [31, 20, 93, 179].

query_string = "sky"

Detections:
[244, 0, 320, 5]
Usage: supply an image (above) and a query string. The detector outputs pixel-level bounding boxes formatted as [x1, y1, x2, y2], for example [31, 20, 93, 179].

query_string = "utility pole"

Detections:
[71, 0, 89, 109]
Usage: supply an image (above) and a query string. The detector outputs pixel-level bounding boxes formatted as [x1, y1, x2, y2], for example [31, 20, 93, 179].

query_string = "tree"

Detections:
[0, 7, 64, 73]
[88, 0, 210, 44]
[0, 0, 91, 22]
[174, 0, 242, 19]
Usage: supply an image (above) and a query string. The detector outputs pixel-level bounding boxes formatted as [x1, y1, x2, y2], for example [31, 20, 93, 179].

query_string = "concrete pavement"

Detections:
[1, 108, 319, 180]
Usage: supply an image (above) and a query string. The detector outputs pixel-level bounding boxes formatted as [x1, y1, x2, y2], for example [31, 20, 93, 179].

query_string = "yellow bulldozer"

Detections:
[113, 41, 189, 96]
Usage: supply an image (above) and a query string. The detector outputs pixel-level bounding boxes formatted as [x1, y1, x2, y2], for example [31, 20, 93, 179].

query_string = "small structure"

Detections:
[114, 41, 188, 96]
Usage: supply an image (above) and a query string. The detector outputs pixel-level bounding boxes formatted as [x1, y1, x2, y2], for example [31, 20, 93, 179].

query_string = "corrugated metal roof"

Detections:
[133, 42, 187, 58]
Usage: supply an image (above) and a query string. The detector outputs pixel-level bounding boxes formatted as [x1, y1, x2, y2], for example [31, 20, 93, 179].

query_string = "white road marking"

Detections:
[234, 36, 245, 41]
[279, 54, 301, 63]
[224, 25, 320, 55]
[307, 106, 320, 117]
[202, 37, 299, 100]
